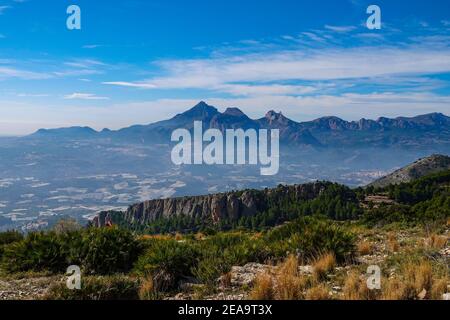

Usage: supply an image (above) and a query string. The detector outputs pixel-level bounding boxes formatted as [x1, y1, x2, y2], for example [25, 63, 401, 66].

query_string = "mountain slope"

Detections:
[369, 154, 450, 188]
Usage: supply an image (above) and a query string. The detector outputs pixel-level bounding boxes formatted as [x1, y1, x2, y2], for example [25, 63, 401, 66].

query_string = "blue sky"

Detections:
[0, 0, 449, 135]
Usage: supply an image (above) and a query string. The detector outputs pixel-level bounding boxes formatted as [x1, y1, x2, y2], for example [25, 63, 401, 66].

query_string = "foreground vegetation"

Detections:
[0, 170, 448, 300]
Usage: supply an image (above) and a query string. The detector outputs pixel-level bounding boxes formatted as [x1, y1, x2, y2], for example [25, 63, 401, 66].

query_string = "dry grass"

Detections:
[139, 276, 157, 300]
[174, 233, 183, 241]
[249, 274, 274, 300]
[358, 241, 374, 256]
[387, 233, 400, 252]
[342, 271, 375, 300]
[305, 283, 330, 300]
[382, 260, 435, 300]
[425, 234, 448, 250]
[275, 255, 307, 300]
[404, 260, 433, 299]
[431, 278, 448, 300]
[194, 232, 206, 241]
[312, 253, 336, 281]
[381, 277, 407, 300]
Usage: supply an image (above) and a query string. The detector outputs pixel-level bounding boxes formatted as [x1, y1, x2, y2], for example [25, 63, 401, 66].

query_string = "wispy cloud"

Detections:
[0, 6, 11, 15]
[0, 66, 51, 80]
[104, 45, 450, 94]
[64, 93, 109, 100]
[324, 25, 357, 33]
[82, 44, 103, 49]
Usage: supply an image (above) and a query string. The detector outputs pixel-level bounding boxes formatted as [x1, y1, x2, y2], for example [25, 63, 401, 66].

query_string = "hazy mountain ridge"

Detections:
[29, 101, 450, 148]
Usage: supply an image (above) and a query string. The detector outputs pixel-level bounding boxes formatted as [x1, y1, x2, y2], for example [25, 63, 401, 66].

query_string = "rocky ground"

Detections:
[0, 275, 60, 300]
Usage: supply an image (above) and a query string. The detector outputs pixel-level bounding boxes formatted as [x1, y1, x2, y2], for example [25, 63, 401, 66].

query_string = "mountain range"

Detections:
[31, 101, 450, 149]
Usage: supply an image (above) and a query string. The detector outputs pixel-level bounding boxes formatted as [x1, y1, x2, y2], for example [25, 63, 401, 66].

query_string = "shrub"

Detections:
[79, 227, 142, 274]
[0, 230, 23, 258]
[191, 255, 230, 285]
[1, 231, 76, 273]
[0, 230, 23, 245]
[1, 227, 141, 275]
[133, 239, 198, 290]
[266, 217, 356, 262]
[44, 275, 139, 300]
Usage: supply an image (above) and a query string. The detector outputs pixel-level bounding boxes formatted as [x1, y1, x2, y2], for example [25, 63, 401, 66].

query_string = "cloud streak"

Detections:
[64, 93, 110, 100]
[104, 45, 450, 95]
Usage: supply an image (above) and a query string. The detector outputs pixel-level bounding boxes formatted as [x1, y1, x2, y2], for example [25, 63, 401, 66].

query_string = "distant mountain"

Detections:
[369, 154, 450, 188]
[32, 126, 98, 139]
[28, 101, 450, 149]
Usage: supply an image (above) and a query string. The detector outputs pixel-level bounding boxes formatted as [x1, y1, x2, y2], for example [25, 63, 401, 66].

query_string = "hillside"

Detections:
[369, 154, 450, 188]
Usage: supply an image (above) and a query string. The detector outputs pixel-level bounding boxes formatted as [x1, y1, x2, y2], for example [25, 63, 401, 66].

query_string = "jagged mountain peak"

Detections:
[223, 107, 246, 117]
[264, 110, 291, 124]
[179, 101, 219, 118]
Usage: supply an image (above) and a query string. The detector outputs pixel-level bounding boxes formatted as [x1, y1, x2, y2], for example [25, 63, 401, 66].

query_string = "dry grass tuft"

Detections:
[425, 234, 448, 250]
[382, 260, 434, 300]
[305, 283, 330, 300]
[342, 271, 379, 300]
[312, 253, 336, 281]
[139, 276, 158, 300]
[275, 255, 306, 300]
[387, 233, 400, 252]
[404, 260, 433, 299]
[382, 277, 407, 300]
[430, 278, 448, 300]
[358, 241, 374, 256]
[249, 273, 274, 300]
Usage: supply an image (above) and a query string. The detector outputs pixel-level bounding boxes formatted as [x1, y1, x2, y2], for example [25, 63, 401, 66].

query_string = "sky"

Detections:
[0, 0, 449, 135]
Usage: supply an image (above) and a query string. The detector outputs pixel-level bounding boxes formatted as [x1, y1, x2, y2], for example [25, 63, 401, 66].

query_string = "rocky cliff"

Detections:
[92, 182, 328, 227]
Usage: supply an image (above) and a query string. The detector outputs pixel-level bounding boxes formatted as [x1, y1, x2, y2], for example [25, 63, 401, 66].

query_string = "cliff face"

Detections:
[92, 182, 327, 227]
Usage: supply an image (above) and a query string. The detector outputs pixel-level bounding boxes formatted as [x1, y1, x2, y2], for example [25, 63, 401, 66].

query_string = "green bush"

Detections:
[1, 227, 142, 275]
[1, 231, 77, 273]
[0, 230, 23, 258]
[265, 217, 356, 262]
[79, 227, 142, 274]
[134, 239, 198, 289]
[44, 275, 139, 300]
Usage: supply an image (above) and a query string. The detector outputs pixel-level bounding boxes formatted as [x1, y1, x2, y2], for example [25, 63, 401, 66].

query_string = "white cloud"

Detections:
[64, 93, 109, 100]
